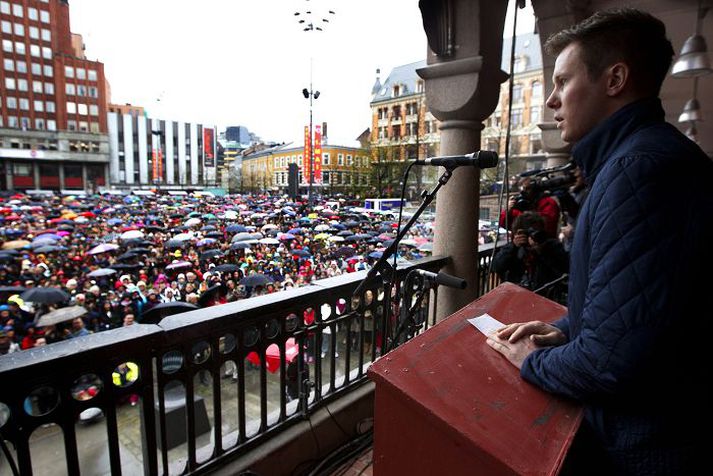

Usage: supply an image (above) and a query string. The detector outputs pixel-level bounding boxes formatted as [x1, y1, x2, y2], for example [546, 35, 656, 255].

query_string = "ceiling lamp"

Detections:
[672, 1, 712, 77]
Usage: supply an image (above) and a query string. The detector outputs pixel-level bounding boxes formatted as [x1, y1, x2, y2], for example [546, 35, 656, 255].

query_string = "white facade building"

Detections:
[107, 112, 218, 190]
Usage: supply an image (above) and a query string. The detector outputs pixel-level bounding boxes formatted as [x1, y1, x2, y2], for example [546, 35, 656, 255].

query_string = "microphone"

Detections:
[415, 270, 467, 289]
[413, 150, 498, 169]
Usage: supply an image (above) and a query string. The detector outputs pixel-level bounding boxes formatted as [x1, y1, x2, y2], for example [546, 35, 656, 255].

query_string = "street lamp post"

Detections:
[302, 86, 319, 206]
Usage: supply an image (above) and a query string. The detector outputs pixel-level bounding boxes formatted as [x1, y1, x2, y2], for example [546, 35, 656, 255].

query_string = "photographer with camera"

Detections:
[500, 176, 561, 239]
[492, 211, 568, 292]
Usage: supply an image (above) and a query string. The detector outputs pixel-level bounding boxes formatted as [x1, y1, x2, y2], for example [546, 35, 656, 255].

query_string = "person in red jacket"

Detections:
[500, 177, 561, 239]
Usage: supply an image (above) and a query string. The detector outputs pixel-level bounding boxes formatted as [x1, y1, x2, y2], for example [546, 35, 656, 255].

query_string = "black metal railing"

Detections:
[0, 256, 457, 476]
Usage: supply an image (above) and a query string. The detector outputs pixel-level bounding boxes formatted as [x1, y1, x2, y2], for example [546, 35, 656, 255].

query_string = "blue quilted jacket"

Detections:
[521, 98, 713, 474]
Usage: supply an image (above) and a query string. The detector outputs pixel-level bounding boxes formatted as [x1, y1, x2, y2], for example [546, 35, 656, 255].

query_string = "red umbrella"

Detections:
[36, 229, 58, 236]
[80, 211, 96, 218]
[4, 215, 21, 221]
[246, 338, 299, 373]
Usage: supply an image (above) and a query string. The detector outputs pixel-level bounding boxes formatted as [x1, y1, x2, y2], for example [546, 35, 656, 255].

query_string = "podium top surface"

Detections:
[369, 283, 583, 476]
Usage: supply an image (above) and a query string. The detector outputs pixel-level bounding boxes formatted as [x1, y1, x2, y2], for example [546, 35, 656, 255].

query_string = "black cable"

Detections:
[356, 460, 373, 476]
[323, 402, 351, 439]
[307, 430, 373, 476]
[489, 0, 524, 278]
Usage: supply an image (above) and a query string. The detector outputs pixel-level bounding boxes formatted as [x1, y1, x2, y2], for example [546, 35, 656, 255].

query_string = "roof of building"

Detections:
[501, 32, 542, 73]
[370, 59, 426, 105]
[371, 33, 542, 105]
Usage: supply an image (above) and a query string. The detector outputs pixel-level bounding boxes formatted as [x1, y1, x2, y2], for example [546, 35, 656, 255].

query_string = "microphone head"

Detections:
[477, 151, 499, 169]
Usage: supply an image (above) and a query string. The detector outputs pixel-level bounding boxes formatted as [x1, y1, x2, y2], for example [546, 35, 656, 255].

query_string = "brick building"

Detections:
[0, 0, 110, 192]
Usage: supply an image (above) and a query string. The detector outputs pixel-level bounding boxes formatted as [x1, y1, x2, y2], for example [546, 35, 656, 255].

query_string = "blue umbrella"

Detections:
[107, 218, 123, 226]
[368, 251, 383, 259]
[292, 249, 312, 257]
[196, 238, 217, 247]
[3, 229, 25, 238]
[226, 224, 247, 233]
[287, 228, 304, 234]
[33, 233, 61, 242]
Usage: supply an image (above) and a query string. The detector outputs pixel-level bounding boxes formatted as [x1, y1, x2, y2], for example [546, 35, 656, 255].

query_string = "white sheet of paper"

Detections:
[468, 313, 506, 336]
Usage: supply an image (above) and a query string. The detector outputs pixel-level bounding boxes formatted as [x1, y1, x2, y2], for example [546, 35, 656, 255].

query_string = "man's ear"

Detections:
[606, 62, 629, 97]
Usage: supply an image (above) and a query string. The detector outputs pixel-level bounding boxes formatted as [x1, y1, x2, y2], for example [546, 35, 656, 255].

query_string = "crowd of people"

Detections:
[0, 192, 434, 355]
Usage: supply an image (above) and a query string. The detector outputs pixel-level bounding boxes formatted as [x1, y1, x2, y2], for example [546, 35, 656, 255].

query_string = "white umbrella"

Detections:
[36, 305, 87, 327]
[185, 217, 201, 227]
[259, 237, 280, 245]
[172, 232, 195, 241]
[314, 224, 330, 232]
[120, 230, 144, 240]
[87, 243, 120, 255]
[329, 236, 346, 242]
[261, 224, 279, 231]
[223, 210, 238, 220]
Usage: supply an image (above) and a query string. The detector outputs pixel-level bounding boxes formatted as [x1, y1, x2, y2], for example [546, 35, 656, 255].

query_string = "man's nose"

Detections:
[546, 89, 559, 110]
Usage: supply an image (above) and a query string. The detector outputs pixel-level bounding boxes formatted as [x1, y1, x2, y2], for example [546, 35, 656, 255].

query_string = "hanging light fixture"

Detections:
[672, 0, 712, 77]
[679, 76, 703, 122]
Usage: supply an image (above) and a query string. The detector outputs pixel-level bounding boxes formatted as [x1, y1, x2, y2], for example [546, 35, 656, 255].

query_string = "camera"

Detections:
[527, 227, 548, 245]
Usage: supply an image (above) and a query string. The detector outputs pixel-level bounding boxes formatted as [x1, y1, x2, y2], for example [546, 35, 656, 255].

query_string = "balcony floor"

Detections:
[330, 447, 373, 476]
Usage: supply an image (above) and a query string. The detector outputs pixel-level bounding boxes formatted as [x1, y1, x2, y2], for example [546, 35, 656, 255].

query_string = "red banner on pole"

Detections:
[314, 124, 322, 184]
[152, 148, 158, 181]
[303, 126, 311, 185]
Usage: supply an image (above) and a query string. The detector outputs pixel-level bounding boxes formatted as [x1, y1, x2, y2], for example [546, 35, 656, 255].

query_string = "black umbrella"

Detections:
[0, 254, 17, 263]
[337, 230, 354, 237]
[117, 252, 138, 262]
[108, 263, 141, 271]
[141, 301, 199, 324]
[130, 247, 152, 254]
[87, 268, 117, 278]
[240, 273, 273, 287]
[0, 249, 20, 256]
[205, 231, 223, 239]
[21, 287, 70, 305]
[164, 239, 187, 249]
[200, 249, 224, 260]
[212, 263, 240, 273]
[198, 283, 227, 307]
[144, 226, 166, 233]
[333, 246, 357, 258]
[230, 242, 251, 250]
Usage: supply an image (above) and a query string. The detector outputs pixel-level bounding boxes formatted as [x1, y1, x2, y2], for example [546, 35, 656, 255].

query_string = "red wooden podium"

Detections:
[368, 283, 583, 475]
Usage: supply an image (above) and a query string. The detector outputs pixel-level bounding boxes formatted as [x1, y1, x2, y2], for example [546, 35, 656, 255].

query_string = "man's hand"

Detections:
[497, 321, 567, 346]
[513, 231, 529, 247]
[486, 333, 539, 369]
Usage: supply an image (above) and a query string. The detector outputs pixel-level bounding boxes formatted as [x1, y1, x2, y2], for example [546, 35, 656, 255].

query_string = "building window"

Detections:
[76, 68, 86, 80]
[1, 39, 10, 52]
[511, 109, 523, 127]
[5, 77, 15, 89]
[65, 66, 74, 78]
[13, 23, 24, 36]
[417, 80, 424, 93]
[530, 106, 541, 124]
[391, 125, 401, 139]
[41, 47, 51, 59]
[347, 154, 353, 166]
[43, 65, 53, 76]
[47, 120, 56, 131]
[90, 122, 100, 133]
[67, 121, 77, 131]
[0, 2, 9, 15]
[3, 58, 13, 71]
[88, 87, 98, 98]
[67, 102, 77, 114]
[79, 121, 88, 132]
[89, 104, 98, 116]
[7, 116, 19, 128]
[19, 98, 29, 110]
[41, 29, 50, 42]
[29, 26, 39, 39]
[531, 81, 543, 98]
[31, 63, 41, 74]
[40, 10, 50, 23]
[44, 82, 54, 94]
[392, 105, 401, 118]
[45, 101, 55, 112]
[34, 100, 44, 111]
[88, 69, 97, 81]
[28, 7, 38, 20]
[12, 4, 22, 17]
[393, 85, 400, 97]
[512, 83, 523, 102]
[35, 118, 45, 130]
[6, 97, 17, 109]
[65, 83, 76, 95]
[1, 21, 11, 34]
[16, 60, 26, 73]
[77, 85, 86, 96]
[17, 79, 28, 91]
[323, 153, 330, 165]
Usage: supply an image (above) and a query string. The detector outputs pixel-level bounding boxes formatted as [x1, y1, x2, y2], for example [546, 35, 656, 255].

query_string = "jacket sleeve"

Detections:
[537, 196, 561, 238]
[521, 157, 681, 401]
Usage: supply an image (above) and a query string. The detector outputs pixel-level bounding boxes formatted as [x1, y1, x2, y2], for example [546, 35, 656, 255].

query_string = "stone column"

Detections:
[417, 0, 509, 320]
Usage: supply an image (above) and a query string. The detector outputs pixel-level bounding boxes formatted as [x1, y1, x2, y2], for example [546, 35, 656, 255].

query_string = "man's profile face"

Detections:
[546, 42, 610, 143]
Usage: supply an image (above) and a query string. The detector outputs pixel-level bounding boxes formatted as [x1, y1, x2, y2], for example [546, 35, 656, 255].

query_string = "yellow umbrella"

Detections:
[314, 233, 330, 240]
[307, 213, 318, 219]
[2, 240, 30, 250]
[62, 211, 78, 219]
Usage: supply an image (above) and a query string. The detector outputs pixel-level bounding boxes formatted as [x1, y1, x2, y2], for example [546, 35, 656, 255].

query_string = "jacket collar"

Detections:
[572, 97, 666, 184]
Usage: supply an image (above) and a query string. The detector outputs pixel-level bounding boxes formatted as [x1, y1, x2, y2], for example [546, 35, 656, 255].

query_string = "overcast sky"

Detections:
[69, 0, 535, 145]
